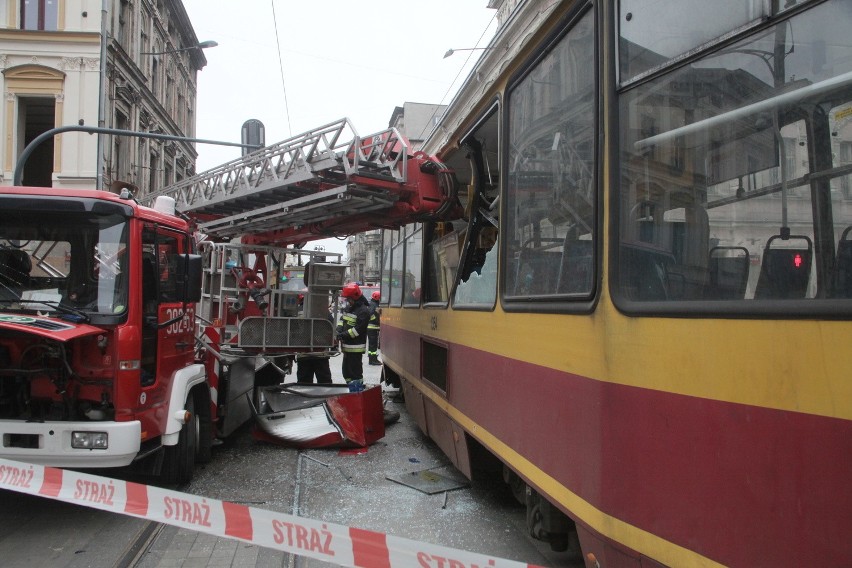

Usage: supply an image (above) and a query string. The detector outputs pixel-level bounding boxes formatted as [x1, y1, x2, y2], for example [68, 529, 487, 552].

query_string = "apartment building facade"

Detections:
[0, 0, 205, 193]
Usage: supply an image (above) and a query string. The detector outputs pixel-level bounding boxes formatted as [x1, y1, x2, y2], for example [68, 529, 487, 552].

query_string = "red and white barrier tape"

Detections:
[0, 458, 544, 568]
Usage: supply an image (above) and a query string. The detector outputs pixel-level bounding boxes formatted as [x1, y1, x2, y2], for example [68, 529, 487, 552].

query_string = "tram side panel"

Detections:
[383, 309, 473, 479]
[385, 302, 852, 567]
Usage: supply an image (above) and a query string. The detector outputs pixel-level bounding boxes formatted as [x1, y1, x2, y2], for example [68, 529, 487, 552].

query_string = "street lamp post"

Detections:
[141, 40, 218, 56]
[14, 125, 260, 187]
[443, 46, 493, 59]
[96, 0, 109, 189]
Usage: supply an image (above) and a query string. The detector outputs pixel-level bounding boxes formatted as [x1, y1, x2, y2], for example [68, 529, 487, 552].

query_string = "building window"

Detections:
[149, 151, 159, 194]
[117, 0, 129, 49]
[177, 90, 185, 131]
[140, 16, 151, 71]
[4, 66, 64, 186]
[19, 96, 56, 186]
[113, 110, 130, 183]
[151, 58, 159, 99]
[166, 74, 174, 115]
[21, 0, 58, 31]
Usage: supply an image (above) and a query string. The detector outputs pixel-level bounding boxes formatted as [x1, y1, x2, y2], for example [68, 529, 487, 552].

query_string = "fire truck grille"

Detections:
[237, 317, 334, 351]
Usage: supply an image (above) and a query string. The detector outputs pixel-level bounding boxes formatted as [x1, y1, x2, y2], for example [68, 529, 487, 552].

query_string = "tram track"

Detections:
[113, 520, 165, 568]
[0, 391, 576, 568]
[114, 482, 190, 568]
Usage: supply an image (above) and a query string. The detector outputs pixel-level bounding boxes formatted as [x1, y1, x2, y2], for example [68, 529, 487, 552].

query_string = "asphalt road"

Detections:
[0, 354, 581, 568]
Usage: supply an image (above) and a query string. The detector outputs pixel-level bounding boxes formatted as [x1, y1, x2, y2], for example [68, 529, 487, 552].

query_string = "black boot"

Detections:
[368, 355, 381, 366]
[383, 407, 400, 424]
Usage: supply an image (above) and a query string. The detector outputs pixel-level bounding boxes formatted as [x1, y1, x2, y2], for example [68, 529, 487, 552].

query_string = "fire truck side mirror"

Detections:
[174, 254, 203, 303]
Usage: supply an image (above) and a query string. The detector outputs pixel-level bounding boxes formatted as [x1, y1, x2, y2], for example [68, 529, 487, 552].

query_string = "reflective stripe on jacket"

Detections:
[337, 296, 371, 353]
[367, 313, 380, 331]
[368, 299, 381, 330]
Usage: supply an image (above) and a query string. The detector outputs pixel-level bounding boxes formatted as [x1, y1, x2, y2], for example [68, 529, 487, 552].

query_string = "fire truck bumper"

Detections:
[0, 419, 142, 468]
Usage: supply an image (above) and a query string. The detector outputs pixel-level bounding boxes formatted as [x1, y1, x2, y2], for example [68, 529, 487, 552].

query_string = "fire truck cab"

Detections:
[0, 186, 205, 484]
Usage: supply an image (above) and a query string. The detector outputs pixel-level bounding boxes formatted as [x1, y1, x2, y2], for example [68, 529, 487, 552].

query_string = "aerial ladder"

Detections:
[0, 118, 462, 482]
[141, 118, 459, 247]
[139, 117, 463, 417]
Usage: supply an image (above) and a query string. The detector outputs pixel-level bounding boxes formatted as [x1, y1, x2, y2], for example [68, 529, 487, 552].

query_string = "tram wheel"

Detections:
[502, 465, 526, 504]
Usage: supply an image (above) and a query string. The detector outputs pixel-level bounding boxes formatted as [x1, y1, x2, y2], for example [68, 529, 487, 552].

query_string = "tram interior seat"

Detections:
[513, 241, 562, 295]
[753, 235, 812, 299]
[620, 244, 674, 301]
[665, 204, 710, 300]
[705, 246, 750, 300]
[557, 240, 593, 294]
[833, 227, 852, 298]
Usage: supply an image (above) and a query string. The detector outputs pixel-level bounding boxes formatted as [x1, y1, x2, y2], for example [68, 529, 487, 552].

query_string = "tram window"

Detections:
[380, 230, 390, 304]
[615, 1, 852, 313]
[450, 103, 499, 309]
[454, 230, 497, 306]
[403, 224, 423, 306]
[619, 0, 771, 85]
[385, 230, 404, 308]
[618, 0, 816, 85]
[424, 222, 460, 304]
[379, 229, 396, 306]
[504, 9, 596, 305]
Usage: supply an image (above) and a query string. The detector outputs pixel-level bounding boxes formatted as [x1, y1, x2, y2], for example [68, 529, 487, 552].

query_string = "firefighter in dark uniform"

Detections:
[367, 290, 381, 366]
[295, 354, 332, 384]
[336, 283, 371, 391]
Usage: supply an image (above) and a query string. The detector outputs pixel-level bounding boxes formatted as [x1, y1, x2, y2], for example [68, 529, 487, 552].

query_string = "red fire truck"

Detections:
[0, 118, 455, 484]
[0, 186, 210, 484]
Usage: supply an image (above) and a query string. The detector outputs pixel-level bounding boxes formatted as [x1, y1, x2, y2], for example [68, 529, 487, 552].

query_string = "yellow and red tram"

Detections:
[377, 1, 852, 566]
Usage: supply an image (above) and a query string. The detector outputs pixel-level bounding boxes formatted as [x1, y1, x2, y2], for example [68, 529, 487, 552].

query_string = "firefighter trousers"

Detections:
[341, 351, 364, 383]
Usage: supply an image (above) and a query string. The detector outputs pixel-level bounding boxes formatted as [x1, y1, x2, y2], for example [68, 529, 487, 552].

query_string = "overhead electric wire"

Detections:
[413, 10, 498, 144]
[271, 0, 293, 138]
[269, 2, 495, 145]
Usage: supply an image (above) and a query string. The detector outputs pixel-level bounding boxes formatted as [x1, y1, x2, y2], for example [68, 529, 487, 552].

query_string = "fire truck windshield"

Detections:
[0, 208, 130, 321]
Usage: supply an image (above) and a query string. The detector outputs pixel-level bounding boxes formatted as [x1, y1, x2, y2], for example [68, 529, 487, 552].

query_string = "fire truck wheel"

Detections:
[194, 391, 213, 464]
[161, 396, 197, 485]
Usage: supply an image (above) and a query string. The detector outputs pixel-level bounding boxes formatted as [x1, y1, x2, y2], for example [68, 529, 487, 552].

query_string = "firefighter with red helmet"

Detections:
[337, 283, 372, 391]
[367, 290, 382, 365]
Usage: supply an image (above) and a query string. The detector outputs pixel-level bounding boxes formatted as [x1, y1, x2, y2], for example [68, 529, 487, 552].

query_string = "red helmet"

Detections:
[371, 290, 381, 300]
[341, 283, 362, 300]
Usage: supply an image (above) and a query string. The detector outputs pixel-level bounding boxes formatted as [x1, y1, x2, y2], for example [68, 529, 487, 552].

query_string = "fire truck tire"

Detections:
[194, 390, 213, 464]
[161, 396, 197, 485]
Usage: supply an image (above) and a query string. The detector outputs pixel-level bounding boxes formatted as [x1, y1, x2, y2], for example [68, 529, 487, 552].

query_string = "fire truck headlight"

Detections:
[72, 431, 109, 449]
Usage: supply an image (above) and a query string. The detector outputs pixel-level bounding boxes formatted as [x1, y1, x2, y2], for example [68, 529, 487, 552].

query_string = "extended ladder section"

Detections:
[142, 118, 457, 245]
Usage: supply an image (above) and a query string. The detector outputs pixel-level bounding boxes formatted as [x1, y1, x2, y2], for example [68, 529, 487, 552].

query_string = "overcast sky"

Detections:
[181, 1, 498, 256]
